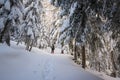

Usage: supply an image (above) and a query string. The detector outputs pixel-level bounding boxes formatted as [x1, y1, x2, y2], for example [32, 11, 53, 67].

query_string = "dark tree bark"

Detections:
[73, 38, 77, 61]
[82, 45, 86, 69]
[0, 20, 11, 46]
[111, 51, 117, 77]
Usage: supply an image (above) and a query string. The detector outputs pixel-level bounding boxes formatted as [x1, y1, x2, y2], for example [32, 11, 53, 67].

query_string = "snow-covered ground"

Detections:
[0, 41, 119, 80]
[87, 69, 120, 80]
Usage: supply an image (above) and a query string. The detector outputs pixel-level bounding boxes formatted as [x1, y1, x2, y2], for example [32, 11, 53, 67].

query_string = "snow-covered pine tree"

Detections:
[0, 0, 24, 46]
[50, 0, 120, 77]
[16, 0, 42, 51]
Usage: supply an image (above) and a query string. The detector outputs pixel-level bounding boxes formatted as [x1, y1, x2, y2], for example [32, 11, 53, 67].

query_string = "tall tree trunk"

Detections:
[73, 38, 77, 61]
[0, 20, 11, 46]
[111, 51, 117, 77]
[82, 45, 86, 69]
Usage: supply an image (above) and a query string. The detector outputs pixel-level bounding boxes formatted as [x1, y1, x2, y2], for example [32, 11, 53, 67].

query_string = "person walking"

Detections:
[61, 49, 64, 54]
[51, 43, 55, 54]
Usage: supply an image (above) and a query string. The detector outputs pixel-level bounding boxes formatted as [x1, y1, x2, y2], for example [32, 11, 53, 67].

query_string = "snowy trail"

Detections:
[0, 42, 104, 80]
[42, 54, 103, 80]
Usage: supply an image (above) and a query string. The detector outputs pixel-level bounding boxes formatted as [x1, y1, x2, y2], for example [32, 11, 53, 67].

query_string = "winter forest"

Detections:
[0, 0, 120, 80]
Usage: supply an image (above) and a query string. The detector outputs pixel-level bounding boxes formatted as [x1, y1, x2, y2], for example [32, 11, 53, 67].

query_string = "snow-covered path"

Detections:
[0, 42, 104, 80]
[42, 54, 103, 80]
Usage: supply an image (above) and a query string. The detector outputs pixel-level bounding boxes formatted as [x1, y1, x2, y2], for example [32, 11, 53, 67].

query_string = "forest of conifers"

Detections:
[0, 0, 120, 78]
